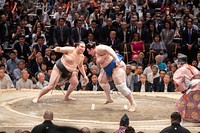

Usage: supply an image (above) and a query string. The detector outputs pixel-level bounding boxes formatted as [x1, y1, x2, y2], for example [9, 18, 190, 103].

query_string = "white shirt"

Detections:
[16, 78, 33, 90]
[36, 81, 49, 89]
[164, 83, 168, 92]
[93, 84, 98, 91]
[0, 74, 13, 89]
[140, 83, 145, 92]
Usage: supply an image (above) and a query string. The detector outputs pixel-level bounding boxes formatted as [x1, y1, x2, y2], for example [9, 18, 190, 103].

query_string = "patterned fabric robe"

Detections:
[173, 64, 200, 122]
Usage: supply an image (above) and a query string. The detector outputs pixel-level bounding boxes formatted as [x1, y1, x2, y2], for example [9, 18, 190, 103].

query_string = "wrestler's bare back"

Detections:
[56, 47, 84, 72]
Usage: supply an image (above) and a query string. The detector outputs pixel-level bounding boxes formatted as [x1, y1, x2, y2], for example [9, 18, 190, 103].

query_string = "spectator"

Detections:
[32, 36, 48, 57]
[147, 65, 159, 83]
[134, 73, 152, 92]
[138, 52, 148, 69]
[78, 3, 89, 19]
[155, 55, 167, 71]
[160, 22, 174, 45]
[16, 69, 33, 90]
[167, 63, 178, 80]
[126, 64, 134, 90]
[6, 50, 19, 80]
[146, 23, 158, 44]
[130, 33, 145, 60]
[85, 74, 103, 91]
[149, 35, 168, 60]
[0, 14, 11, 45]
[160, 0, 175, 14]
[35, 72, 49, 89]
[152, 70, 166, 92]
[32, 27, 46, 46]
[181, 20, 198, 63]
[43, 48, 51, 63]
[53, 6, 65, 21]
[191, 59, 200, 71]
[160, 112, 191, 133]
[0, 67, 13, 89]
[13, 35, 31, 62]
[130, 65, 143, 91]
[46, 51, 57, 69]
[13, 59, 26, 85]
[157, 73, 175, 92]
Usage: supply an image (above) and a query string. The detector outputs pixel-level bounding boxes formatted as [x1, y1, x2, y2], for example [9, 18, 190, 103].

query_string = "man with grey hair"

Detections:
[35, 72, 49, 89]
[173, 54, 200, 122]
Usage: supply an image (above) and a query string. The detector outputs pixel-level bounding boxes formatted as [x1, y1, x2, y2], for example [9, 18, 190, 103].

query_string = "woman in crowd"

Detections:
[130, 33, 145, 60]
[161, 22, 174, 45]
[149, 34, 168, 59]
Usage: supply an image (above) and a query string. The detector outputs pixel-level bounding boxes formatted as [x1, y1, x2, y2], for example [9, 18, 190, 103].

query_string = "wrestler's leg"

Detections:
[98, 69, 113, 104]
[32, 65, 61, 103]
[112, 62, 136, 111]
[64, 72, 79, 101]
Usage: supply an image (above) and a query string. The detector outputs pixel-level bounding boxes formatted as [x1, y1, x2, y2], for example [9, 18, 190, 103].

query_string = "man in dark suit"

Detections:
[134, 74, 152, 92]
[181, 20, 198, 63]
[53, 18, 70, 46]
[70, 19, 88, 44]
[152, 70, 166, 92]
[106, 31, 121, 52]
[13, 35, 31, 62]
[85, 74, 103, 91]
[117, 22, 131, 44]
[0, 13, 11, 45]
[33, 36, 48, 57]
[156, 73, 175, 92]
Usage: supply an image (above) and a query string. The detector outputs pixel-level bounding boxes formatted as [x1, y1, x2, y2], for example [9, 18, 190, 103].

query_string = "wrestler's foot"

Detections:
[128, 105, 136, 112]
[64, 97, 76, 101]
[104, 99, 114, 104]
[32, 97, 38, 103]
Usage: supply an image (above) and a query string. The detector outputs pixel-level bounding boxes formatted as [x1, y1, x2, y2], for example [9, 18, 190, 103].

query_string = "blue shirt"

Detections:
[156, 62, 167, 71]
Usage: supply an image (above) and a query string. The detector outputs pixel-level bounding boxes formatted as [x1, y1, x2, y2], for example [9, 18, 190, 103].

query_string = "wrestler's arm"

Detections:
[54, 46, 74, 54]
[97, 45, 119, 62]
[78, 56, 89, 83]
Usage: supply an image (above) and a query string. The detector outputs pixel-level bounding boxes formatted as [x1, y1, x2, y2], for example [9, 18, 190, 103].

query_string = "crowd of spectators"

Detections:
[0, 0, 199, 91]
